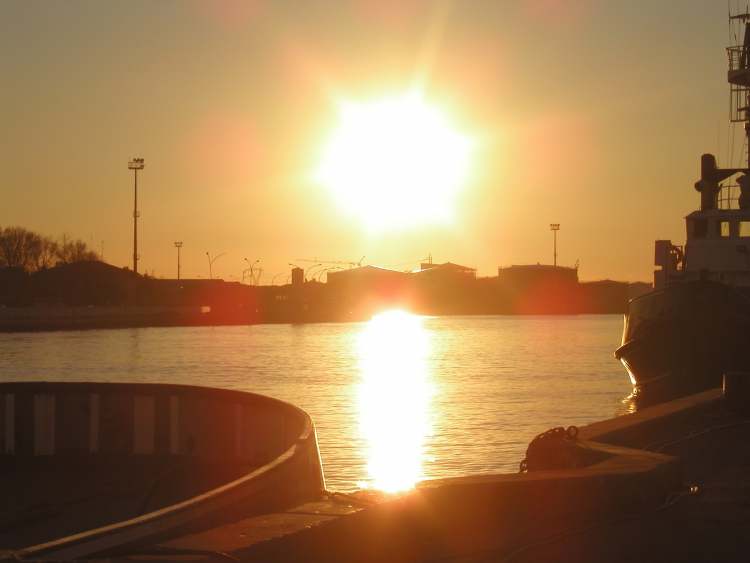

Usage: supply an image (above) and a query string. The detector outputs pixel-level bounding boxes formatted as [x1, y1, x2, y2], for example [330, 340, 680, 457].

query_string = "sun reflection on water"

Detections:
[356, 310, 433, 493]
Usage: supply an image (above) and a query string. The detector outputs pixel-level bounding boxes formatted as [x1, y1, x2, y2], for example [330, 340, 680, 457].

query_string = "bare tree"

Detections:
[35, 238, 59, 270]
[63, 239, 98, 263]
[0, 227, 42, 270]
[0, 227, 99, 271]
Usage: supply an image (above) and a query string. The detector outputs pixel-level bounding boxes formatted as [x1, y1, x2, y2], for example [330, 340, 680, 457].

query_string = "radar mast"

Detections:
[727, 11, 750, 208]
[728, 12, 750, 169]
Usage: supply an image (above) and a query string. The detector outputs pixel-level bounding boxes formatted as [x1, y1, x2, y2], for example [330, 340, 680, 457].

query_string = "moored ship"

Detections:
[616, 13, 750, 399]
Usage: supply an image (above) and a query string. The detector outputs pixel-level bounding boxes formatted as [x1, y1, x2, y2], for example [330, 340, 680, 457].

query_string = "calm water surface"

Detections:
[0, 313, 633, 492]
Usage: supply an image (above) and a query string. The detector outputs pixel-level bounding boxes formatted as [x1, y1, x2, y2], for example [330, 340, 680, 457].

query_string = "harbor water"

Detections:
[0, 312, 633, 492]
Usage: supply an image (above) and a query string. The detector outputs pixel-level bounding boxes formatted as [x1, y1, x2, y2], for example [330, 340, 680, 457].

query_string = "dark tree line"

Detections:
[0, 226, 100, 271]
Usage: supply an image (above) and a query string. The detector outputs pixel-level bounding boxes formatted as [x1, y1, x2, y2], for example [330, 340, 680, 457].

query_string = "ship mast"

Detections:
[694, 14, 750, 212]
[728, 12, 750, 169]
[726, 12, 750, 209]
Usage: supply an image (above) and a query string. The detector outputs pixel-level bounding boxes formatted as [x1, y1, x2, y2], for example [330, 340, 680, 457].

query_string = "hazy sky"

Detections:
[1, 1, 741, 282]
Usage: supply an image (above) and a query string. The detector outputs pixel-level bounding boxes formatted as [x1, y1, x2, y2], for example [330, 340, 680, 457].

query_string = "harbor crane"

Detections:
[294, 257, 365, 269]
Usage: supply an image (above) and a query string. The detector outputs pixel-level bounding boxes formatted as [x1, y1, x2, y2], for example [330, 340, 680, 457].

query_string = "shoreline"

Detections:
[0, 305, 624, 333]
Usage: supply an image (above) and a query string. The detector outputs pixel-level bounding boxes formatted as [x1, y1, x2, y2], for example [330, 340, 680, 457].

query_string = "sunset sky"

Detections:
[0, 1, 738, 282]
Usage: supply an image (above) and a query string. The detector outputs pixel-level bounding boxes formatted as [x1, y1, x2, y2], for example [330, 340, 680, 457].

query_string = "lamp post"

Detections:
[550, 224, 560, 267]
[318, 266, 340, 282]
[128, 158, 145, 274]
[306, 263, 323, 281]
[206, 251, 226, 280]
[244, 258, 260, 285]
[174, 241, 183, 280]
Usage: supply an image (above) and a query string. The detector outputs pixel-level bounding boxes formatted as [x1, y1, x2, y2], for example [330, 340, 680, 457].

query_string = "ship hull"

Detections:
[615, 280, 750, 401]
[0, 382, 325, 561]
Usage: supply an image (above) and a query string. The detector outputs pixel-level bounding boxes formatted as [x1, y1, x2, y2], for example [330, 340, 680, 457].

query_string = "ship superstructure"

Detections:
[616, 13, 750, 399]
[655, 13, 750, 290]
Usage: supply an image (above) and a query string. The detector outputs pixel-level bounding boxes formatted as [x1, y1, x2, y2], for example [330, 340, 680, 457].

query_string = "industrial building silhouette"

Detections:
[0, 260, 649, 331]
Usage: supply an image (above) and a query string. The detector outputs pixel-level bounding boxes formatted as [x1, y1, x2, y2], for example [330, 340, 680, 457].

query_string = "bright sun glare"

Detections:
[357, 310, 432, 493]
[316, 91, 474, 232]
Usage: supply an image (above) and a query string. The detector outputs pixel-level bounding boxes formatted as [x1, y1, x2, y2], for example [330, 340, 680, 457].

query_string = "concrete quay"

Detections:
[111, 388, 750, 562]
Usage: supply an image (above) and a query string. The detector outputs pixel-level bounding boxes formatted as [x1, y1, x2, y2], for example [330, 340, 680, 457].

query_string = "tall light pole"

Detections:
[206, 251, 226, 280]
[128, 158, 145, 274]
[174, 241, 183, 280]
[244, 258, 260, 285]
[550, 223, 560, 267]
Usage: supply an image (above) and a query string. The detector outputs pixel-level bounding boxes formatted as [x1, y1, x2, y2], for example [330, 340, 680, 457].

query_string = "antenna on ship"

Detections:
[728, 10, 750, 168]
[727, 10, 750, 207]
[695, 13, 750, 212]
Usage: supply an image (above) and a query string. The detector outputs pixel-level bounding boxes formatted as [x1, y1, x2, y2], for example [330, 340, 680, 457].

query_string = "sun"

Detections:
[315, 91, 474, 232]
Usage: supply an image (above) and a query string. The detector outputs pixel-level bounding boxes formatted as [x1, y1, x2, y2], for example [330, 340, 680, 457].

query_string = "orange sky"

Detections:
[0, 1, 739, 282]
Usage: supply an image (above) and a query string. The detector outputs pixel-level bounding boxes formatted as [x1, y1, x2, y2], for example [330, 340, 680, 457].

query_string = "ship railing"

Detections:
[719, 183, 741, 210]
[727, 46, 750, 73]
[729, 82, 750, 122]
[728, 46, 750, 121]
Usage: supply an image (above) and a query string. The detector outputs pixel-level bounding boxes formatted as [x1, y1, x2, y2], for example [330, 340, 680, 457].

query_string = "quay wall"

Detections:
[161, 390, 727, 563]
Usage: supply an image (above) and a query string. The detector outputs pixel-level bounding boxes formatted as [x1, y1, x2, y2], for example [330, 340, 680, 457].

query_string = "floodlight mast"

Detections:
[174, 241, 183, 280]
[128, 158, 145, 274]
[550, 223, 560, 267]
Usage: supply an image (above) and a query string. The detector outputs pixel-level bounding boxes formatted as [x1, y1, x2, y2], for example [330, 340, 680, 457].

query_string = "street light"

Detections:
[174, 241, 183, 280]
[306, 263, 323, 281]
[128, 157, 145, 274]
[318, 266, 341, 282]
[244, 258, 260, 285]
[550, 224, 560, 267]
[206, 251, 226, 280]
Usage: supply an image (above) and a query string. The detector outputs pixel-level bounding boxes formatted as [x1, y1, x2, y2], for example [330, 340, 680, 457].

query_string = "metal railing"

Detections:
[728, 47, 750, 122]
[728, 46, 750, 71]
[719, 183, 741, 210]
